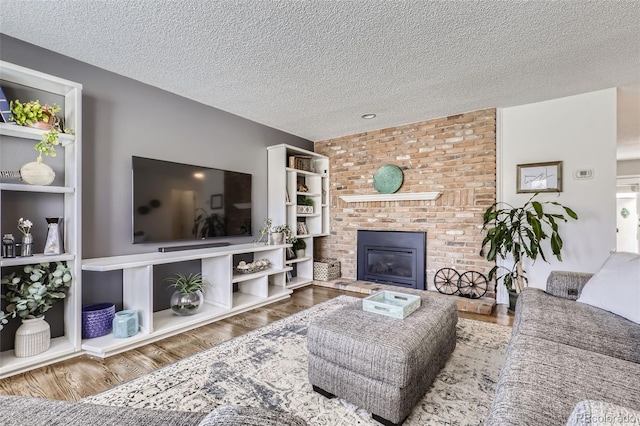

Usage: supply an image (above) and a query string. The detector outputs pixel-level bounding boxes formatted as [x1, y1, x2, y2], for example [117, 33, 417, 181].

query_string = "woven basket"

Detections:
[313, 260, 341, 281]
[82, 303, 116, 339]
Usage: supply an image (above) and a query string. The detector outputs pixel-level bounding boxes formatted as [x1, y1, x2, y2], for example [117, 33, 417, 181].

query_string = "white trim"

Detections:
[339, 192, 441, 203]
[495, 108, 509, 305]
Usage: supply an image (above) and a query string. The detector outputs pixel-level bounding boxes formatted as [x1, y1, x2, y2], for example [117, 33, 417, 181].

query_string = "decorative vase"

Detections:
[170, 290, 204, 316]
[112, 310, 139, 338]
[269, 232, 284, 245]
[19, 161, 55, 186]
[15, 316, 51, 357]
[20, 233, 33, 257]
[296, 249, 306, 259]
[44, 217, 64, 255]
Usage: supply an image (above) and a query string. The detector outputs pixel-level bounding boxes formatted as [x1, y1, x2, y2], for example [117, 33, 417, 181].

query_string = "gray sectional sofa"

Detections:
[487, 271, 640, 425]
[0, 396, 306, 426]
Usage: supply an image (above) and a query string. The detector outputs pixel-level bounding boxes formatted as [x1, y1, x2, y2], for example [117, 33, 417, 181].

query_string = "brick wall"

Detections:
[314, 108, 497, 297]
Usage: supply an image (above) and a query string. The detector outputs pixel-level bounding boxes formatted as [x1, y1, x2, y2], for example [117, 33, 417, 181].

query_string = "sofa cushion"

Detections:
[513, 288, 640, 363]
[198, 405, 306, 426]
[0, 395, 206, 426]
[487, 334, 640, 426]
[566, 400, 640, 425]
[577, 251, 640, 324]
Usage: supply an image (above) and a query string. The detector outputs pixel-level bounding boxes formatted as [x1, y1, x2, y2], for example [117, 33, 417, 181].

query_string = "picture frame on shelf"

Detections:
[0, 86, 13, 123]
[297, 222, 308, 235]
[210, 194, 223, 209]
[516, 161, 562, 193]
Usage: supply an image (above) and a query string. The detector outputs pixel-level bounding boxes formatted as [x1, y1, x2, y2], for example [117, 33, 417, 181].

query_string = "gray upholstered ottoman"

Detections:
[307, 293, 458, 426]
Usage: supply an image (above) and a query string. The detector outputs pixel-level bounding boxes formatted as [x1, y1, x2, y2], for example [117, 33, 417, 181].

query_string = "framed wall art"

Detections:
[516, 161, 563, 193]
[210, 194, 223, 209]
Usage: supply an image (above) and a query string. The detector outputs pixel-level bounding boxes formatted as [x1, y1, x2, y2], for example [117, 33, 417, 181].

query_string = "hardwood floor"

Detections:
[0, 286, 513, 401]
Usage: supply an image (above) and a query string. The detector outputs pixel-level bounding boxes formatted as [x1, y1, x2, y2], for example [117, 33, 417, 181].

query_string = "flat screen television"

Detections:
[132, 156, 252, 244]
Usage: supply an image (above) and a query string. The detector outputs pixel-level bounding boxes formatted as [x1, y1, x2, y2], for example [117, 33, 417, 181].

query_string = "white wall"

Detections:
[497, 88, 617, 296]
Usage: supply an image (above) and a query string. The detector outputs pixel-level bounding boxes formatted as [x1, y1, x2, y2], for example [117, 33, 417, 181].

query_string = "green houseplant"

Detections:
[255, 218, 296, 245]
[0, 262, 72, 357]
[293, 238, 306, 258]
[10, 100, 75, 161]
[481, 193, 578, 308]
[165, 272, 209, 316]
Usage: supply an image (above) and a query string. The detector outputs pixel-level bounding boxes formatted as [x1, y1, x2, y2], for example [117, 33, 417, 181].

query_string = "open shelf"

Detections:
[268, 285, 290, 298]
[232, 292, 265, 309]
[285, 256, 312, 265]
[0, 123, 75, 145]
[231, 267, 288, 283]
[0, 183, 75, 193]
[1, 253, 75, 267]
[286, 276, 314, 290]
[0, 336, 76, 378]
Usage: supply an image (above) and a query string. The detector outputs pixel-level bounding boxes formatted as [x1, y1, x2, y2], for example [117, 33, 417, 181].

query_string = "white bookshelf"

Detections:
[267, 144, 329, 288]
[0, 61, 82, 379]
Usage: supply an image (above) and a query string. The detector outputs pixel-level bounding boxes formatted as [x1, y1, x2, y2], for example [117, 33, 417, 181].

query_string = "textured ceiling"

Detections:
[1, 1, 639, 148]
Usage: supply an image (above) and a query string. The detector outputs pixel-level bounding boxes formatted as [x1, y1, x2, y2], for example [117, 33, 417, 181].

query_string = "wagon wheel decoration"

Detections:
[457, 271, 489, 299]
[434, 268, 460, 295]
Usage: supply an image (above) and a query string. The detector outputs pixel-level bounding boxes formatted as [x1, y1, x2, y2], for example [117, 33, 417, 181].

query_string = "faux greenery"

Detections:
[9, 100, 59, 127]
[293, 239, 306, 251]
[297, 196, 314, 206]
[9, 99, 75, 162]
[255, 218, 297, 244]
[165, 272, 208, 294]
[1, 262, 72, 321]
[481, 193, 578, 293]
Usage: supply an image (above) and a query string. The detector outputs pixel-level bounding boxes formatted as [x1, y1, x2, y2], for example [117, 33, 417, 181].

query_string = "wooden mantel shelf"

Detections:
[339, 192, 442, 203]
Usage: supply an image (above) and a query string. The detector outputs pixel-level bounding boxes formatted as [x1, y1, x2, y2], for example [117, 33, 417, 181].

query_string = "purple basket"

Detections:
[82, 303, 116, 339]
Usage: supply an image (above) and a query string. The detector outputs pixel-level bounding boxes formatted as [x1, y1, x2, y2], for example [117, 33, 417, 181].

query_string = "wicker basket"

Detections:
[313, 260, 341, 281]
[82, 303, 115, 339]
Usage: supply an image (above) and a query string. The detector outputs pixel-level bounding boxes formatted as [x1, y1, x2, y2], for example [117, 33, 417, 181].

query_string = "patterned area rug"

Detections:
[83, 296, 512, 425]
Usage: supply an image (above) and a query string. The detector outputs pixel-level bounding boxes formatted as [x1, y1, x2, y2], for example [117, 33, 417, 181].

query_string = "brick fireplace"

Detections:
[314, 108, 497, 298]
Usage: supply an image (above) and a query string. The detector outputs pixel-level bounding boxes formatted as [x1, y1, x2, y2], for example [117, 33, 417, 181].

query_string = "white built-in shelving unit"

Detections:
[81, 243, 292, 357]
[267, 144, 329, 289]
[0, 61, 82, 378]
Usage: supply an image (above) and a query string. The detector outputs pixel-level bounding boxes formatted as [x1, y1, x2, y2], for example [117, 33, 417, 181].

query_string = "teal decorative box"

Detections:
[363, 291, 421, 319]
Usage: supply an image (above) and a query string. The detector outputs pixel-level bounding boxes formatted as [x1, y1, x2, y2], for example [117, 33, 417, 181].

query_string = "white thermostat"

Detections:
[573, 169, 594, 180]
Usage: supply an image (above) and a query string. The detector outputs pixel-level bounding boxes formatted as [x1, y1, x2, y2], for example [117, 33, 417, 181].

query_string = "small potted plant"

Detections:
[255, 218, 296, 246]
[8, 99, 75, 186]
[296, 196, 314, 214]
[165, 272, 208, 316]
[1, 262, 72, 357]
[293, 239, 306, 258]
[480, 193, 577, 311]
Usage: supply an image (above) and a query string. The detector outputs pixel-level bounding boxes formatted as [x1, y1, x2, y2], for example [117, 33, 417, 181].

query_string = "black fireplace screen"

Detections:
[357, 230, 426, 290]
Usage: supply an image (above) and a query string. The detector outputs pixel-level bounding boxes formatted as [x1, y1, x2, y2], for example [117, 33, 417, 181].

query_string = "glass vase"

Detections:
[170, 290, 204, 316]
[20, 234, 33, 257]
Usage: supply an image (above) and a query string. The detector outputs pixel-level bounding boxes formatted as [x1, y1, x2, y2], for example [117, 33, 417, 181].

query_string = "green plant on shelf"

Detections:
[9, 99, 75, 163]
[293, 239, 306, 251]
[297, 196, 314, 206]
[165, 272, 208, 295]
[0, 262, 72, 326]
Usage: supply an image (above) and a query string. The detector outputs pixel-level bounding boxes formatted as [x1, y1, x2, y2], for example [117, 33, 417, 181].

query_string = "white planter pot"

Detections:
[296, 249, 306, 259]
[297, 205, 314, 214]
[15, 316, 51, 357]
[269, 232, 285, 245]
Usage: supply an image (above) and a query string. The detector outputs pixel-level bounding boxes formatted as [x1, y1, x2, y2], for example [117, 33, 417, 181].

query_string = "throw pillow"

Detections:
[198, 405, 307, 426]
[566, 400, 640, 425]
[577, 251, 640, 324]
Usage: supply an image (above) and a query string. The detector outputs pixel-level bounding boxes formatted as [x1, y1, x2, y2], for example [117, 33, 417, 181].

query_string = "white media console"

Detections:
[81, 243, 296, 357]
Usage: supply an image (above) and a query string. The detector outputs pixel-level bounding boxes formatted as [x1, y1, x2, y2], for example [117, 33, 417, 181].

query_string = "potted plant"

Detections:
[296, 196, 314, 214]
[255, 218, 296, 246]
[0, 262, 72, 357]
[8, 100, 75, 186]
[293, 239, 306, 258]
[165, 272, 208, 316]
[481, 193, 578, 311]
